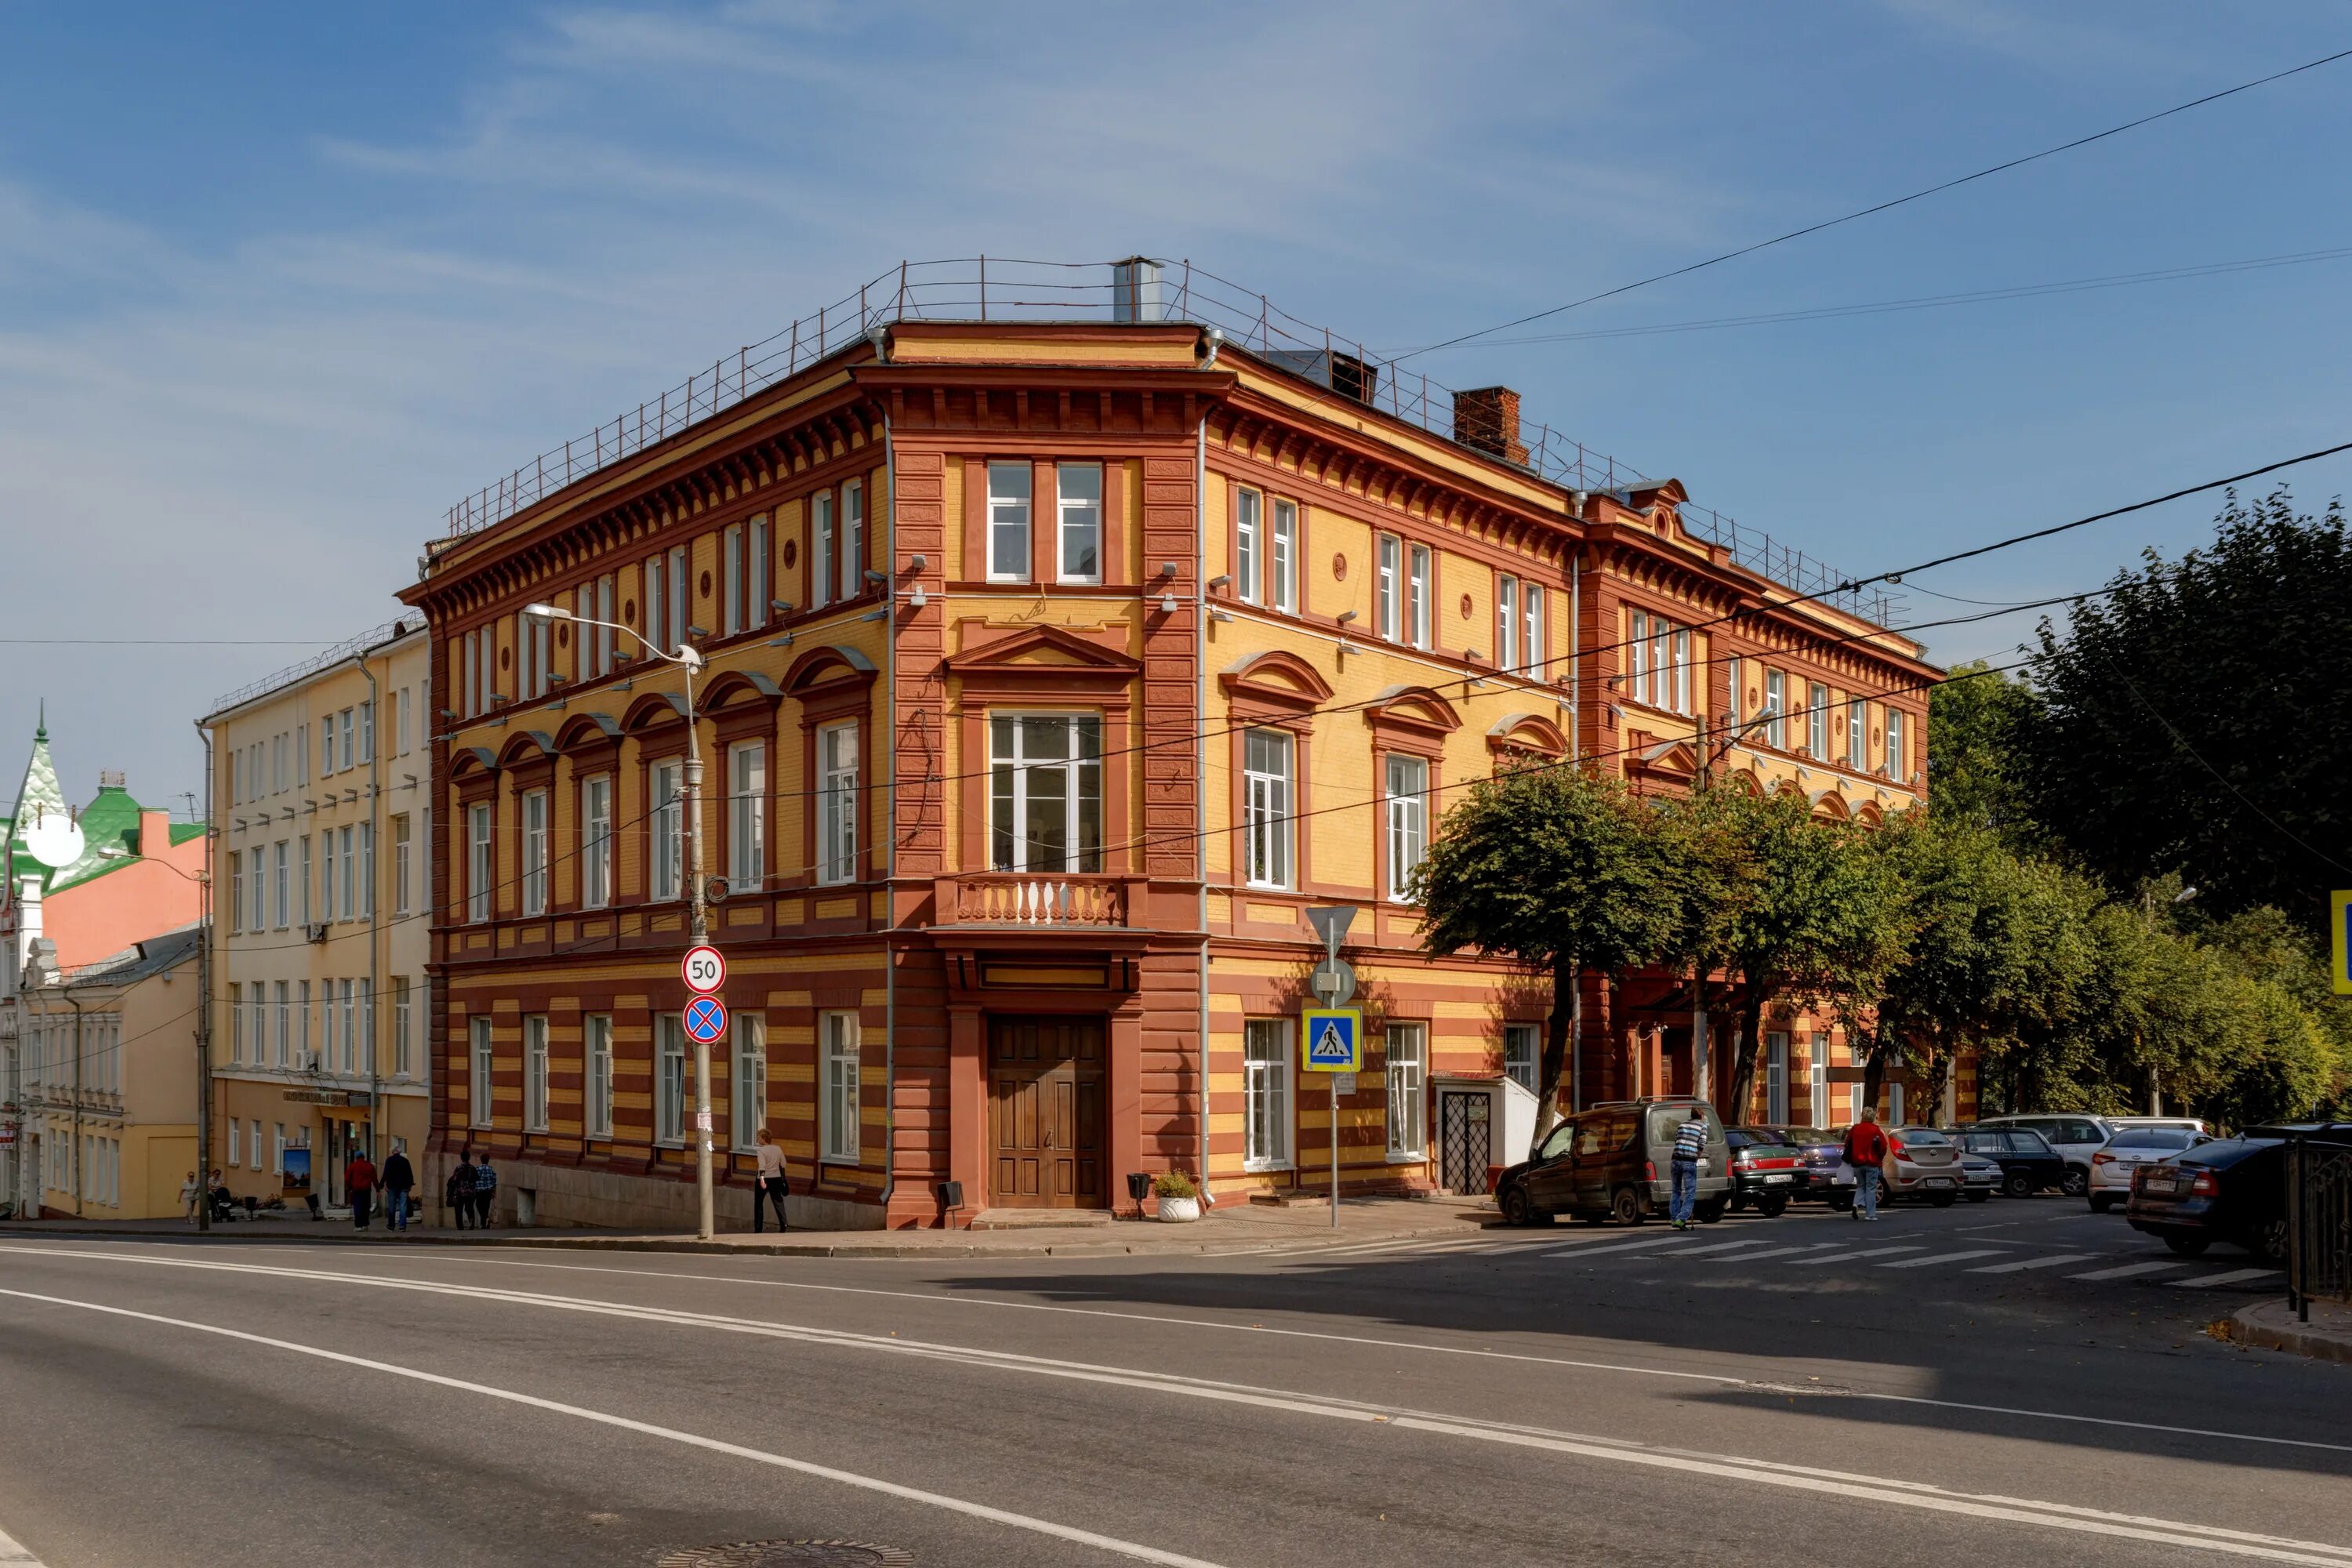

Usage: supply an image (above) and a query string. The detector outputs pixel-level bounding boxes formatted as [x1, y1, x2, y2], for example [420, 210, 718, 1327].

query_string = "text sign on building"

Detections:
[1301, 1008, 1362, 1073]
[683, 995, 730, 1046]
[682, 944, 727, 994]
[2333, 891, 2352, 996]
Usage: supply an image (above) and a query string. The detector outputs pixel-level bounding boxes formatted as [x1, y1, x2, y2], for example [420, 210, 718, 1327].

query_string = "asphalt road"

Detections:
[1, 1196, 2345, 1568]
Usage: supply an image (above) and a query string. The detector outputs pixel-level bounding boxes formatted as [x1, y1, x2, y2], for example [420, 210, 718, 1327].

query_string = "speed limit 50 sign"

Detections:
[681, 944, 726, 994]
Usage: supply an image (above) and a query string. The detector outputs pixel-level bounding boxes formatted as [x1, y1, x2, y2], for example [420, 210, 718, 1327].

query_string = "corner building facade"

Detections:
[405, 272, 1939, 1229]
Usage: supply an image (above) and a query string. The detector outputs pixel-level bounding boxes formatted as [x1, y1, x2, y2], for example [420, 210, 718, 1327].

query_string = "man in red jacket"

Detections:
[345, 1149, 379, 1231]
[1843, 1111, 1888, 1221]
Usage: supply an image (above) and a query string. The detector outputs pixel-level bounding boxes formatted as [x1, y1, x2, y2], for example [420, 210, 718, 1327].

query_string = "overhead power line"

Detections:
[1402, 46, 2352, 363]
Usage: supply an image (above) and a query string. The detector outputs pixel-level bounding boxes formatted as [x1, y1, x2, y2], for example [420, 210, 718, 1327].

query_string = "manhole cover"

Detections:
[656, 1544, 913, 1568]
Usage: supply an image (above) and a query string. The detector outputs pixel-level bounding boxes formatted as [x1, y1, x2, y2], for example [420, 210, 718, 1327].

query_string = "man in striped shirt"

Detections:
[1669, 1109, 1708, 1229]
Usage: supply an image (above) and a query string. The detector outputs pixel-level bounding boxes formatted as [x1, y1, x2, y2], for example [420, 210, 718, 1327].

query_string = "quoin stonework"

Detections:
[398, 258, 1946, 1231]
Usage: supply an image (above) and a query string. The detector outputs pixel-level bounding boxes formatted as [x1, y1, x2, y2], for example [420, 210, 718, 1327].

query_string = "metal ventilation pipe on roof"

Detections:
[1112, 257, 1166, 322]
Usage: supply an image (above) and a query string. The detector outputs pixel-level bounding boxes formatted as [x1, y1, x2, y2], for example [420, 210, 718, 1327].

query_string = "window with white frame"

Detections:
[249, 846, 266, 932]
[730, 742, 765, 888]
[1385, 754, 1428, 902]
[459, 633, 478, 721]
[227, 852, 244, 935]
[1242, 728, 1294, 890]
[1057, 462, 1102, 583]
[1523, 583, 1546, 679]
[228, 1118, 240, 1167]
[821, 1010, 860, 1163]
[988, 715, 1102, 873]
[297, 980, 310, 1066]
[392, 978, 412, 1078]
[811, 490, 836, 607]
[361, 699, 374, 762]
[339, 978, 356, 1073]
[748, 514, 768, 630]
[1672, 628, 1691, 713]
[521, 789, 548, 916]
[1243, 1019, 1292, 1171]
[647, 546, 668, 655]
[273, 1123, 286, 1175]
[1408, 544, 1432, 648]
[650, 760, 684, 900]
[732, 1013, 766, 1152]
[1809, 1043, 1829, 1124]
[1651, 616, 1673, 712]
[467, 804, 492, 923]
[274, 981, 291, 1069]
[1269, 498, 1298, 612]
[392, 815, 412, 916]
[1766, 1032, 1790, 1124]
[1765, 670, 1787, 749]
[595, 573, 615, 673]
[470, 1016, 494, 1127]
[299, 836, 312, 924]
[986, 463, 1030, 583]
[656, 1013, 685, 1145]
[1808, 683, 1830, 760]
[273, 841, 289, 928]
[1628, 610, 1650, 701]
[335, 826, 353, 921]
[724, 523, 745, 637]
[396, 688, 410, 755]
[339, 708, 354, 771]
[1504, 1023, 1541, 1094]
[840, 478, 864, 602]
[584, 1014, 613, 1139]
[581, 774, 612, 909]
[524, 1014, 550, 1133]
[1847, 699, 1867, 771]
[1385, 1022, 1428, 1159]
[1886, 708, 1908, 781]
[667, 545, 688, 652]
[1375, 533, 1400, 640]
[227, 983, 244, 1065]
[1234, 487, 1261, 604]
[1497, 575, 1519, 672]
[817, 723, 858, 885]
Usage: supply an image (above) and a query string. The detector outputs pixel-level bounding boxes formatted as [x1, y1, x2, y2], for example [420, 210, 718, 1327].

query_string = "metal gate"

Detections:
[2288, 1133, 2352, 1319]
[1437, 1090, 1494, 1196]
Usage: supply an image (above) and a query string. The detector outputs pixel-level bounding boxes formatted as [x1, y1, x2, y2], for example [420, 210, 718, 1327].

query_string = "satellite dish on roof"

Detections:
[20, 806, 85, 869]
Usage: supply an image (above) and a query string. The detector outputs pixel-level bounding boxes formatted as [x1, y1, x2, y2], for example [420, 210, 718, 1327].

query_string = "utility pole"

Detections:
[684, 654, 713, 1242]
[194, 722, 213, 1232]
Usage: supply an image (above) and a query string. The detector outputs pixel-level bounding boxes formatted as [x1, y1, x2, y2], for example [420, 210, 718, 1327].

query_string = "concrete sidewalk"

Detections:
[2224, 1298, 2352, 1365]
[0, 1193, 1502, 1259]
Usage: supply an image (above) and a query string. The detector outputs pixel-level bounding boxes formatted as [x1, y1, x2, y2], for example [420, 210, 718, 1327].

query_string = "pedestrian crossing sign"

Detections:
[2332, 891, 2352, 996]
[1301, 1008, 1362, 1073]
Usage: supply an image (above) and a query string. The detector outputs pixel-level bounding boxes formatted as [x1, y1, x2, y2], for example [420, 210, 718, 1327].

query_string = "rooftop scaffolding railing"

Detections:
[207, 616, 423, 719]
[437, 256, 1904, 629]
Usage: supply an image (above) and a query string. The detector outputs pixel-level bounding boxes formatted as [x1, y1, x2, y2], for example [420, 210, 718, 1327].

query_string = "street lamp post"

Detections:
[524, 604, 713, 1240]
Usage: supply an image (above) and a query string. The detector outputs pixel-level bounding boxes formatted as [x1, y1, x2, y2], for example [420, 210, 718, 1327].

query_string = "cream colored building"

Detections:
[21, 924, 202, 1219]
[201, 619, 432, 1209]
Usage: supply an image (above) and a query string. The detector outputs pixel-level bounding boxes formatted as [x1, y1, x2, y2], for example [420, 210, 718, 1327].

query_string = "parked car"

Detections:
[1725, 1128, 1803, 1217]
[1949, 1126, 2070, 1199]
[1976, 1113, 2116, 1196]
[1954, 1146, 2000, 1202]
[2107, 1116, 2209, 1136]
[1759, 1126, 1847, 1202]
[1881, 1125, 1964, 1207]
[1496, 1098, 1732, 1227]
[2125, 1134, 2288, 1261]
[2088, 1126, 2209, 1213]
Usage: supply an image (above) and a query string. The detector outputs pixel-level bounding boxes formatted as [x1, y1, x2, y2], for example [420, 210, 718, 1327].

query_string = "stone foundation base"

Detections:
[424, 1151, 883, 1232]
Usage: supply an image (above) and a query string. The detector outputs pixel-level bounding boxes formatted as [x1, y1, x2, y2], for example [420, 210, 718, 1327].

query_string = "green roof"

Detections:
[2, 719, 205, 897]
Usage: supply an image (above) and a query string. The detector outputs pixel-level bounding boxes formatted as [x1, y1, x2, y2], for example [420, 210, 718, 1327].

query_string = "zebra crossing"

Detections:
[1255, 1222, 2285, 1290]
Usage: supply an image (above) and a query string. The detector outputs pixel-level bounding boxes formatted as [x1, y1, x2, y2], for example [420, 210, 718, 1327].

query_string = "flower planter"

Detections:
[1156, 1194, 1202, 1223]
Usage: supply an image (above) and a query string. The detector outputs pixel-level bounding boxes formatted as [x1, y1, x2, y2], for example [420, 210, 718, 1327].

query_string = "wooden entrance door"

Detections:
[989, 1015, 1106, 1209]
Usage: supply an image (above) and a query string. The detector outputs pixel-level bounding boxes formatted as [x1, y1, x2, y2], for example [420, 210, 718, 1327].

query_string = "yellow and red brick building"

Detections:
[401, 260, 1944, 1229]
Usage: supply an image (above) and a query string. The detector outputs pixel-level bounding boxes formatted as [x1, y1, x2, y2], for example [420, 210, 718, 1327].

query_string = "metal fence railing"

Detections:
[2287, 1132, 2352, 1319]
[437, 256, 1904, 627]
[207, 616, 422, 720]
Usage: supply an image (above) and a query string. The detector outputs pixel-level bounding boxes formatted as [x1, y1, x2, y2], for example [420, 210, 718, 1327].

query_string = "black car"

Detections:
[1761, 1126, 1846, 1201]
[2125, 1135, 2288, 1262]
[1948, 1126, 2069, 1199]
[1724, 1128, 1803, 1217]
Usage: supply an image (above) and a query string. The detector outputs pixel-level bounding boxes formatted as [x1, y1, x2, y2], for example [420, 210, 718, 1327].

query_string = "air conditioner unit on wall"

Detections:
[305, 923, 329, 944]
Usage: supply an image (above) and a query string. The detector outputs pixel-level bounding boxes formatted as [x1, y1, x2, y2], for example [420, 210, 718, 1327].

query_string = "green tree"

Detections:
[1416, 765, 1678, 1154]
[2024, 487, 2352, 931]
[1926, 661, 2044, 849]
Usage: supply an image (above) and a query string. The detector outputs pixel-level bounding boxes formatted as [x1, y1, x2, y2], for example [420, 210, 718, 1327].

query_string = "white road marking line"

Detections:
[1968, 1254, 2098, 1275]
[1534, 1235, 1705, 1259]
[2170, 1269, 2285, 1290]
[1697, 1243, 1847, 1264]
[0, 1287, 1232, 1568]
[10, 1279, 2350, 1566]
[22, 1243, 2347, 1457]
[0, 1523, 45, 1565]
[1878, 1249, 2010, 1269]
[1788, 1246, 1926, 1265]
[2070, 1261, 2189, 1281]
[1621, 1237, 1780, 1258]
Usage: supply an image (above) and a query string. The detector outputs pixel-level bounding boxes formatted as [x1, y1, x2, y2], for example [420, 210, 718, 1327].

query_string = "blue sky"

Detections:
[5, 2, 2350, 811]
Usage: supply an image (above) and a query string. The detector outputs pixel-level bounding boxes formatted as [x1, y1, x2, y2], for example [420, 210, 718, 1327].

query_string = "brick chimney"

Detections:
[1452, 386, 1529, 466]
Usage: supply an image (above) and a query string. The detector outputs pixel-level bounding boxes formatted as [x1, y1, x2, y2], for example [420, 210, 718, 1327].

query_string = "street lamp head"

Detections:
[2173, 885, 2200, 902]
[523, 603, 569, 620]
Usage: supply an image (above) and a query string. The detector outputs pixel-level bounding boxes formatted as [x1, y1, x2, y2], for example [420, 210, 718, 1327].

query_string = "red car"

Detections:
[1725, 1127, 1803, 1218]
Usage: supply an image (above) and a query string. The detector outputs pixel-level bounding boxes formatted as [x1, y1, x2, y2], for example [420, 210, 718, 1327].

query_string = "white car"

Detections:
[2087, 1125, 2210, 1213]
[1976, 1112, 2118, 1197]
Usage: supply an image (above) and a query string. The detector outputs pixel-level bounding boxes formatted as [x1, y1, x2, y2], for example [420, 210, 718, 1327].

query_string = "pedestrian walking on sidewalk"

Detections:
[346, 1149, 379, 1230]
[380, 1146, 416, 1234]
[470, 1152, 498, 1228]
[446, 1156, 477, 1229]
[753, 1129, 789, 1234]
[1843, 1111, 1889, 1221]
[180, 1171, 201, 1225]
[1668, 1108, 1707, 1229]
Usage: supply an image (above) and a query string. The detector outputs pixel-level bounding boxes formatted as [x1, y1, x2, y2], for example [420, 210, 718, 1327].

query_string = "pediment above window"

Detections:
[1217, 649, 1334, 718]
[944, 623, 1139, 684]
[1363, 684, 1461, 753]
[1485, 711, 1567, 760]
